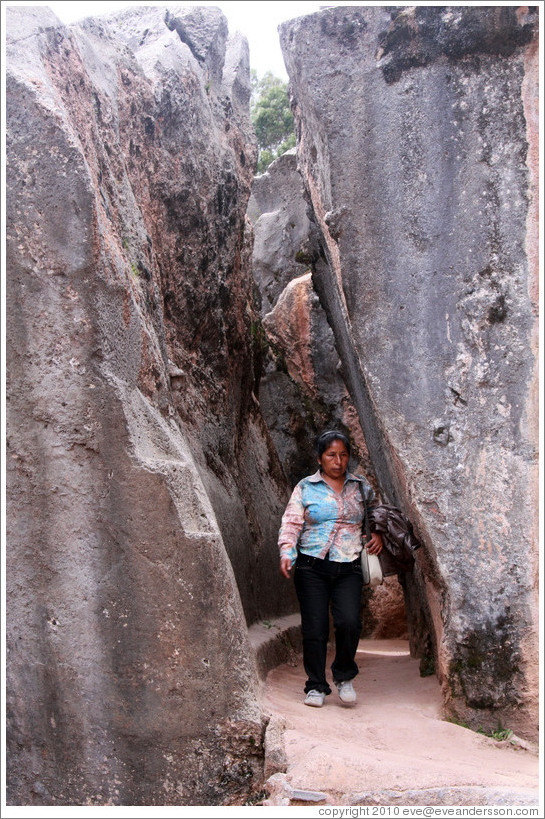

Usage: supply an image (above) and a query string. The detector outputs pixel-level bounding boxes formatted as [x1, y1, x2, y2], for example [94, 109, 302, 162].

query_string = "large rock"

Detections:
[249, 148, 313, 315]
[250, 150, 405, 631]
[280, 5, 539, 739]
[6, 5, 295, 806]
[250, 150, 375, 485]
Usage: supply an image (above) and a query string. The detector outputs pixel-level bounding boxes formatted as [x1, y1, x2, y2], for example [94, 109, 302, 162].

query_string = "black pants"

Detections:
[294, 553, 363, 695]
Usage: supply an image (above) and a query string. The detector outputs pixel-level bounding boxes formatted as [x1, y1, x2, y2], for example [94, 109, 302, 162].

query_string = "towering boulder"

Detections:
[280, 5, 539, 738]
[6, 5, 294, 806]
[249, 150, 374, 484]
[250, 147, 407, 640]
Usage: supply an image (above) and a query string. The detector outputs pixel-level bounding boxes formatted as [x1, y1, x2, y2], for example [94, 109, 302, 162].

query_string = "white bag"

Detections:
[361, 547, 383, 587]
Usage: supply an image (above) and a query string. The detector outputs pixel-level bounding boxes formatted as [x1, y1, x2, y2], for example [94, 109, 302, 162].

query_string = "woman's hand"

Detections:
[280, 556, 293, 578]
[365, 532, 383, 555]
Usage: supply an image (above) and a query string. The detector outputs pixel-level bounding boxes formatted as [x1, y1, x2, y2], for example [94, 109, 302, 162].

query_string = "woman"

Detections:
[279, 430, 383, 707]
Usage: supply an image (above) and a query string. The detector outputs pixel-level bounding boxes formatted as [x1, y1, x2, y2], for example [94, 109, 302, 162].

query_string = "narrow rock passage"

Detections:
[261, 639, 539, 807]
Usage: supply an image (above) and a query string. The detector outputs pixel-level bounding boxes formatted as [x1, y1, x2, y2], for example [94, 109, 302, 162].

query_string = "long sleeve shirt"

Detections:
[278, 470, 376, 565]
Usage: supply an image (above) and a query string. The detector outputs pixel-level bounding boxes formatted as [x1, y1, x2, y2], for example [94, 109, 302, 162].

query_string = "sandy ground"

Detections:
[260, 638, 540, 807]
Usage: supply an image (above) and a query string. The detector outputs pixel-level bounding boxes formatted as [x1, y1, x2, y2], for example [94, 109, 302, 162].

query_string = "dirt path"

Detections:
[259, 638, 540, 807]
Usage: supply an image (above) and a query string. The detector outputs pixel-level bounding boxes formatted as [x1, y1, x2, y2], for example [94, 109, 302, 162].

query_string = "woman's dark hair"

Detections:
[315, 430, 351, 458]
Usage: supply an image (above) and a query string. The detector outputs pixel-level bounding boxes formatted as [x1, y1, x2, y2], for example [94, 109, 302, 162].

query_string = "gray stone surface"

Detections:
[349, 787, 540, 808]
[6, 2, 540, 807]
[280, 5, 539, 739]
[250, 150, 376, 487]
[248, 614, 302, 681]
[263, 715, 288, 780]
[5, 4, 293, 806]
[249, 149, 313, 315]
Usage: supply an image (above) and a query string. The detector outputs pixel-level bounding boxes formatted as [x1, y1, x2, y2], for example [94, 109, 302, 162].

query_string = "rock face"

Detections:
[248, 148, 312, 316]
[6, 2, 540, 806]
[279, 5, 539, 739]
[5, 5, 295, 806]
[250, 150, 407, 634]
[249, 150, 375, 486]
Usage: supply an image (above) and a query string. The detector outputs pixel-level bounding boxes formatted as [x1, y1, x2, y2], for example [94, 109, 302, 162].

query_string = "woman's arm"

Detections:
[278, 484, 305, 577]
[365, 532, 383, 555]
[280, 555, 293, 578]
[363, 482, 383, 554]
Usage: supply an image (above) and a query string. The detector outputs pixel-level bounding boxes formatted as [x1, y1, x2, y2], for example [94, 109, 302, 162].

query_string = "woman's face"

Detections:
[318, 439, 350, 481]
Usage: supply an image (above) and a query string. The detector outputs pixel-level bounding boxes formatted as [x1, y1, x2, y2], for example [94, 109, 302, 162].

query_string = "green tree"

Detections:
[250, 71, 296, 174]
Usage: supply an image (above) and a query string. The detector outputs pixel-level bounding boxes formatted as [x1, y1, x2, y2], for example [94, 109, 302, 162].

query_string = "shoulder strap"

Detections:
[359, 481, 371, 543]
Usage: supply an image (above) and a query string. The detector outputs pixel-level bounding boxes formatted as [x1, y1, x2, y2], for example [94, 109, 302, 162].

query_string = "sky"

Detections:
[9, 0, 375, 81]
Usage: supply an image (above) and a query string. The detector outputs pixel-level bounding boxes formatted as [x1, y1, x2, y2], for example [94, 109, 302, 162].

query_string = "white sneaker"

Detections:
[335, 680, 356, 704]
[304, 689, 325, 707]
